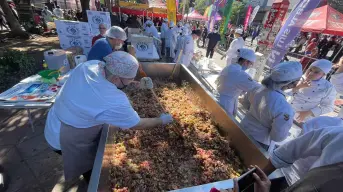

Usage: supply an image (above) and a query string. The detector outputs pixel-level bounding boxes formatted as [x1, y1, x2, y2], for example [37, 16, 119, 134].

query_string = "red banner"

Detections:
[244, 5, 253, 31]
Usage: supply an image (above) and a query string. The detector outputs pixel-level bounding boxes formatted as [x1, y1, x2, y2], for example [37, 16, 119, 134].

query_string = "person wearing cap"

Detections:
[53, 5, 63, 19]
[177, 21, 183, 35]
[91, 23, 107, 46]
[221, 28, 245, 66]
[54, 51, 173, 183]
[241, 61, 303, 148]
[165, 21, 176, 62]
[288, 59, 336, 123]
[120, 14, 128, 29]
[87, 26, 127, 61]
[160, 18, 169, 56]
[174, 30, 201, 67]
[216, 48, 259, 116]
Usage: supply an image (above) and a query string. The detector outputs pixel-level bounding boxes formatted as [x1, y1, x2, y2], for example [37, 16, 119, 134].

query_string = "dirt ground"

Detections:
[0, 32, 60, 68]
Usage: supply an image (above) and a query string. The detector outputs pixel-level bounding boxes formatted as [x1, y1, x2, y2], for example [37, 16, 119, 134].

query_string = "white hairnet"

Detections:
[238, 48, 256, 63]
[103, 51, 139, 79]
[105, 26, 127, 41]
[170, 21, 175, 27]
[271, 61, 303, 82]
[177, 21, 183, 26]
[235, 28, 243, 35]
[163, 18, 168, 22]
[181, 26, 189, 35]
[310, 59, 332, 74]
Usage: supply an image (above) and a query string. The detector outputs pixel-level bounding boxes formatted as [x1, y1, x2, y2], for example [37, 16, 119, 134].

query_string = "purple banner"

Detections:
[267, 0, 321, 67]
[207, 0, 220, 32]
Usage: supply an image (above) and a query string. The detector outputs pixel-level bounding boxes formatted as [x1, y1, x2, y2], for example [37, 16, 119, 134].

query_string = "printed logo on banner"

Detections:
[92, 15, 104, 24]
[70, 38, 82, 47]
[136, 42, 149, 51]
[66, 26, 80, 35]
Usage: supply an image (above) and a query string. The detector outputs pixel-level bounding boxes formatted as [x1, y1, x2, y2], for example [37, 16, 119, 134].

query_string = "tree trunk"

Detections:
[80, 0, 90, 22]
[0, 1, 29, 38]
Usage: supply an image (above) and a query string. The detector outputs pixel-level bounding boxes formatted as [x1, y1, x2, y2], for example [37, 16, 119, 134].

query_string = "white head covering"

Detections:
[103, 51, 139, 78]
[122, 14, 128, 21]
[163, 18, 168, 22]
[238, 48, 256, 63]
[177, 21, 183, 26]
[105, 26, 127, 41]
[170, 21, 175, 27]
[235, 28, 243, 35]
[181, 26, 189, 36]
[271, 61, 303, 82]
[310, 59, 332, 74]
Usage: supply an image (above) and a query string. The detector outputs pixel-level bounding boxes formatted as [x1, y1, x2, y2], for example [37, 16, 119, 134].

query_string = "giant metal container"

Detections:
[87, 63, 270, 192]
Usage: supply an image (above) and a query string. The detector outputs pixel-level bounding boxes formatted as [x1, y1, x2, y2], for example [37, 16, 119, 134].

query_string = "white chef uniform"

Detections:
[270, 126, 343, 186]
[330, 72, 343, 117]
[280, 116, 343, 185]
[217, 48, 260, 116]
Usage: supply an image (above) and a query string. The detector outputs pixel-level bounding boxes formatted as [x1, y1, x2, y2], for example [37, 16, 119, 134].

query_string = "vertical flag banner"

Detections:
[244, 5, 253, 31]
[267, 0, 321, 67]
[208, 0, 221, 32]
[167, 0, 177, 24]
[248, 5, 260, 26]
[220, 0, 234, 36]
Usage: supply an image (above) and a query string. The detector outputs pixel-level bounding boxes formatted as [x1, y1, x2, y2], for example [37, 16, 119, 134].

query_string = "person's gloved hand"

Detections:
[159, 113, 173, 125]
[140, 77, 153, 89]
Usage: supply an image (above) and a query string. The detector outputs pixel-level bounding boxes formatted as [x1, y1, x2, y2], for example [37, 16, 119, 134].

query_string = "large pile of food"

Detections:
[108, 79, 245, 192]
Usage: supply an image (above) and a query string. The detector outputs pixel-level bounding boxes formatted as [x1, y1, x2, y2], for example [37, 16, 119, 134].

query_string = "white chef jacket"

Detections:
[179, 35, 194, 67]
[226, 37, 245, 66]
[241, 86, 295, 145]
[288, 77, 336, 119]
[174, 35, 186, 63]
[54, 60, 140, 129]
[53, 8, 63, 19]
[169, 27, 179, 58]
[160, 23, 169, 39]
[145, 26, 160, 39]
[280, 116, 343, 185]
[217, 64, 260, 115]
[270, 126, 343, 185]
[44, 105, 61, 150]
[330, 72, 343, 117]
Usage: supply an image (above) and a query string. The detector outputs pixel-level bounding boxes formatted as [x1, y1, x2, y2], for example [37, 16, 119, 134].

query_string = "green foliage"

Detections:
[230, 0, 247, 25]
[179, 0, 190, 14]
[0, 50, 37, 92]
[194, 0, 208, 15]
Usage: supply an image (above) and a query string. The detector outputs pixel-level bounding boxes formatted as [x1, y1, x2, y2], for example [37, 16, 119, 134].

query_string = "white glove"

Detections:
[159, 113, 173, 125]
[140, 77, 153, 89]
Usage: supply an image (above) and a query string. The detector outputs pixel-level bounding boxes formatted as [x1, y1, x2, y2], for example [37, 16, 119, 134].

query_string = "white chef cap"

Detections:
[105, 26, 127, 41]
[182, 26, 189, 35]
[170, 21, 175, 27]
[238, 48, 256, 63]
[309, 59, 332, 74]
[271, 61, 303, 82]
[103, 51, 139, 79]
[235, 28, 243, 35]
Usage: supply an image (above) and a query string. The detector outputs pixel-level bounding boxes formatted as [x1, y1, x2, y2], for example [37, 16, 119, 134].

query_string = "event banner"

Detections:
[244, 5, 253, 31]
[248, 5, 260, 26]
[55, 20, 93, 55]
[220, 0, 234, 36]
[167, 0, 177, 24]
[208, 0, 221, 32]
[86, 10, 111, 35]
[267, 0, 321, 67]
[258, 1, 289, 47]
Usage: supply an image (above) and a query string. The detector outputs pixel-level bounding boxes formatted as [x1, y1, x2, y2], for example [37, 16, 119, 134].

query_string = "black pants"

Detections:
[206, 47, 214, 58]
[165, 47, 173, 62]
[161, 38, 165, 55]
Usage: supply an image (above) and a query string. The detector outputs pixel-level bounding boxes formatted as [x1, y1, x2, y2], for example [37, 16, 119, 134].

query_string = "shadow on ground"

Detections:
[0, 109, 88, 192]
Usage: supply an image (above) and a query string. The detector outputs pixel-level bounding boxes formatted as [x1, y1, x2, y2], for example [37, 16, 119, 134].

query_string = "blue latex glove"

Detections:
[159, 113, 173, 125]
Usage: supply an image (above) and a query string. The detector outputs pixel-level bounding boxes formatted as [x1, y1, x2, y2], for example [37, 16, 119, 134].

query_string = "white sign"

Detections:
[55, 20, 93, 56]
[130, 35, 159, 60]
[86, 10, 111, 35]
[55, 20, 91, 36]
